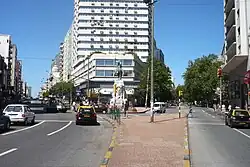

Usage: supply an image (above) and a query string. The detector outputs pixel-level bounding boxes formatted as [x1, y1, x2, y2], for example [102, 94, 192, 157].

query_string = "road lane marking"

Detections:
[233, 128, 250, 139]
[2, 121, 45, 136]
[0, 148, 18, 157]
[47, 121, 72, 136]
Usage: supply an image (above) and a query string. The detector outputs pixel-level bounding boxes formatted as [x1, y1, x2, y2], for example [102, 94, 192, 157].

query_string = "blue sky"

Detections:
[1, 0, 224, 96]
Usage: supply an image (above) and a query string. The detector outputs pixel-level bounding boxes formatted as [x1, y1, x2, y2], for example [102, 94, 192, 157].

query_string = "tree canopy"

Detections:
[182, 54, 222, 102]
[138, 58, 173, 104]
[49, 81, 74, 96]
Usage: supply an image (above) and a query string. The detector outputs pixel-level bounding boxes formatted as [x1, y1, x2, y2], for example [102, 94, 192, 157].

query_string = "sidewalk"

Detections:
[108, 112, 187, 167]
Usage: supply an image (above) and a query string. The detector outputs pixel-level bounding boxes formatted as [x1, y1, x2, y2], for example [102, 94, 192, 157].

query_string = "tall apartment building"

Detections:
[59, 42, 64, 80]
[15, 60, 22, 95]
[222, 0, 250, 108]
[10, 44, 17, 93]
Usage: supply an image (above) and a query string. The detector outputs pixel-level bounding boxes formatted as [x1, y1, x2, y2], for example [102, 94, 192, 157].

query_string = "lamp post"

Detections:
[144, 0, 157, 122]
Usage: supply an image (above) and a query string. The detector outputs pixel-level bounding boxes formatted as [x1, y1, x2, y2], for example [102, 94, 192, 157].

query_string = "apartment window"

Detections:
[91, 38, 94, 41]
[125, 32, 128, 35]
[96, 60, 105, 66]
[91, 17, 94, 19]
[116, 39, 119, 42]
[124, 46, 128, 49]
[134, 17, 137, 20]
[116, 11, 119, 13]
[125, 24, 128, 27]
[134, 25, 138, 28]
[96, 70, 105, 76]
[134, 46, 137, 49]
[101, 3, 104, 6]
[115, 45, 119, 49]
[109, 16, 113, 19]
[100, 31, 104, 34]
[123, 70, 133, 76]
[134, 11, 137, 14]
[109, 31, 113, 34]
[109, 45, 113, 49]
[110, 3, 113, 6]
[123, 59, 132, 66]
[125, 38, 128, 42]
[134, 39, 138, 42]
[105, 70, 114, 76]
[91, 9, 95, 13]
[116, 4, 119, 6]
[110, 10, 113, 13]
[116, 24, 119, 27]
[100, 38, 104, 41]
[116, 17, 119, 20]
[90, 45, 94, 48]
[125, 10, 128, 13]
[109, 24, 113, 27]
[105, 59, 114, 66]
[109, 38, 113, 41]
[134, 32, 137, 35]
[125, 4, 128, 7]
[101, 17, 104, 19]
[91, 31, 95, 34]
[125, 17, 128, 20]
[134, 3, 138, 7]
[116, 31, 119, 35]
[91, 3, 95, 5]
[101, 9, 104, 12]
[100, 45, 104, 49]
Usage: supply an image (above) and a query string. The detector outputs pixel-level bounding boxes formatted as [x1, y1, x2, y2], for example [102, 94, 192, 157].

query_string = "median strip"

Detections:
[183, 115, 191, 167]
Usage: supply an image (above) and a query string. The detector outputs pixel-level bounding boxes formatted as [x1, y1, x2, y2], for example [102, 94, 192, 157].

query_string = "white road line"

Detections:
[47, 121, 72, 136]
[233, 128, 250, 139]
[202, 110, 205, 112]
[0, 148, 18, 157]
[2, 121, 45, 136]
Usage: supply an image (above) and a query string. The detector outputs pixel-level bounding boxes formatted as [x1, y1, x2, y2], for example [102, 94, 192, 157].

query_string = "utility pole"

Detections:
[143, 0, 156, 122]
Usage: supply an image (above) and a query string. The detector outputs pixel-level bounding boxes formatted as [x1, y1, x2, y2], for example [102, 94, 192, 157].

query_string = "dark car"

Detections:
[75, 106, 97, 125]
[225, 109, 250, 128]
[0, 113, 11, 132]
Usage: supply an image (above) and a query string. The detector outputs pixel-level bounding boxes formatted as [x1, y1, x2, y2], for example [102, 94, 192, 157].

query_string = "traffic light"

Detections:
[178, 90, 183, 97]
[217, 67, 222, 78]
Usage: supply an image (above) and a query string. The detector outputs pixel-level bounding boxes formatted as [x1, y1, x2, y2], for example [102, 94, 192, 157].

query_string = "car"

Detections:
[153, 102, 166, 113]
[0, 112, 11, 132]
[3, 104, 35, 126]
[225, 109, 250, 128]
[75, 105, 97, 125]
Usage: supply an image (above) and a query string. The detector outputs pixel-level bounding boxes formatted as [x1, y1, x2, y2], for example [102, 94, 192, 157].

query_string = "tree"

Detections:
[182, 54, 222, 103]
[42, 91, 50, 98]
[175, 84, 184, 99]
[49, 81, 74, 96]
[138, 58, 173, 104]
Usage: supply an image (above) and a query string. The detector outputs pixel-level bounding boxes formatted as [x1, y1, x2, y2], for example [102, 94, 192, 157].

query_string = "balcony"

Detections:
[225, 25, 236, 41]
[224, 0, 234, 13]
[225, 8, 235, 27]
[226, 41, 236, 60]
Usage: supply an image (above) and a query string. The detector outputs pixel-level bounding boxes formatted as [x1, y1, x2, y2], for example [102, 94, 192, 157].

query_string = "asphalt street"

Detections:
[0, 112, 113, 167]
[189, 107, 250, 167]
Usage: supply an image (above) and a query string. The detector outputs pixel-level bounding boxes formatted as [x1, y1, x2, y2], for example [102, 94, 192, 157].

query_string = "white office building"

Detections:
[222, 0, 250, 108]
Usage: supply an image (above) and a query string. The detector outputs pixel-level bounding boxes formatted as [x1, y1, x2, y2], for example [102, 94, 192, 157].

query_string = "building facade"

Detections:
[222, 0, 250, 108]
[15, 60, 22, 96]
[72, 52, 144, 96]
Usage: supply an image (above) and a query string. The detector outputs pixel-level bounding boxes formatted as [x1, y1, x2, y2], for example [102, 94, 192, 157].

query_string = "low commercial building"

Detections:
[71, 52, 144, 98]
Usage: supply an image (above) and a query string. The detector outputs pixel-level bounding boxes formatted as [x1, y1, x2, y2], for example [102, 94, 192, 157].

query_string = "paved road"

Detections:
[0, 112, 112, 167]
[189, 107, 250, 167]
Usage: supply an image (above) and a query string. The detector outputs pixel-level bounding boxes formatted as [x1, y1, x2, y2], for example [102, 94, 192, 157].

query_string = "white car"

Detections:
[3, 104, 35, 125]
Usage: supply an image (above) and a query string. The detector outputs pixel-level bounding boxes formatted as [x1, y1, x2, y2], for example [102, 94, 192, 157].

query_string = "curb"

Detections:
[100, 116, 118, 167]
[183, 115, 191, 167]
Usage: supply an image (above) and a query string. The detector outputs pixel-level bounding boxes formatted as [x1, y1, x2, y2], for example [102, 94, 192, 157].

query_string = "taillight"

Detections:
[22, 114, 25, 117]
[92, 113, 96, 117]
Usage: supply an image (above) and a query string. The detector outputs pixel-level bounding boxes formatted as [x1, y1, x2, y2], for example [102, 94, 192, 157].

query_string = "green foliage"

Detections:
[139, 58, 173, 102]
[175, 84, 184, 99]
[182, 54, 222, 102]
[42, 91, 50, 98]
[49, 81, 74, 96]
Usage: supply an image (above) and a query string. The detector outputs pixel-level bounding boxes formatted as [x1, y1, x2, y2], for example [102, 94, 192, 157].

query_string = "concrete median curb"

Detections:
[183, 115, 191, 167]
[100, 116, 118, 167]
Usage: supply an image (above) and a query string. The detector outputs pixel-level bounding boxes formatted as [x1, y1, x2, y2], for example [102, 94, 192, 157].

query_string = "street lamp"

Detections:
[144, 0, 157, 122]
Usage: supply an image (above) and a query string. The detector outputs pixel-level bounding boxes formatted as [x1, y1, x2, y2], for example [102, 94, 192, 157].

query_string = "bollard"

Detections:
[178, 106, 181, 118]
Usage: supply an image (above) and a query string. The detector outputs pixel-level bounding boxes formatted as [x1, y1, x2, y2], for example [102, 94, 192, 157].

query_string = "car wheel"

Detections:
[24, 118, 28, 126]
[225, 119, 228, 125]
[230, 121, 234, 128]
[75, 121, 79, 125]
[4, 121, 10, 131]
[31, 117, 35, 125]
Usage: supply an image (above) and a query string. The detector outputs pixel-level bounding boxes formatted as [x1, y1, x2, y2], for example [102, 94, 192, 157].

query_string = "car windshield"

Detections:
[79, 108, 94, 113]
[154, 104, 160, 107]
[5, 106, 22, 112]
[235, 110, 249, 116]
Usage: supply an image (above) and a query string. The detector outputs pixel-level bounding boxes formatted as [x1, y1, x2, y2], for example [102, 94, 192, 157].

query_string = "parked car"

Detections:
[3, 104, 35, 125]
[225, 109, 250, 128]
[75, 105, 97, 125]
[153, 102, 166, 113]
[0, 112, 11, 132]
